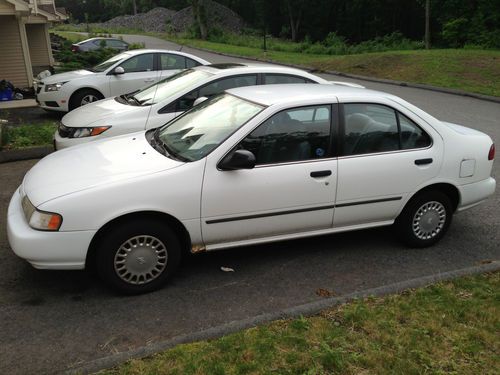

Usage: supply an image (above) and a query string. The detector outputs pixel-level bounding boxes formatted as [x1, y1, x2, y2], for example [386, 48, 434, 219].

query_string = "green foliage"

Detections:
[102, 272, 500, 374]
[2, 123, 57, 149]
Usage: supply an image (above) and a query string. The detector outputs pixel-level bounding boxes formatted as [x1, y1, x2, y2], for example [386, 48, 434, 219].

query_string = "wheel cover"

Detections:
[412, 201, 446, 240]
[80, 94, 98, 106]
[114, 235, 168, 285]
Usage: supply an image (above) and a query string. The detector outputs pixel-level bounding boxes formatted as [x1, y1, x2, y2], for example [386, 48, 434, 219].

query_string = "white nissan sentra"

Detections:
[8, 85, 496, 294]
[54, 63, 343, 150]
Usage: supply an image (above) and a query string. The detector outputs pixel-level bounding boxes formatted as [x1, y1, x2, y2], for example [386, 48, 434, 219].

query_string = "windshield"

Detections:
[90, 52, 129, 72]
[157, 94, 264, 161]
[131, 69, 212, 106]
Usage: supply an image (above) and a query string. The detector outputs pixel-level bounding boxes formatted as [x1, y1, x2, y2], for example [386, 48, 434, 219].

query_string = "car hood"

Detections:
[42, 69, 95, 84]
[23, 132, 183, 206]
[62, 97, 146, 127]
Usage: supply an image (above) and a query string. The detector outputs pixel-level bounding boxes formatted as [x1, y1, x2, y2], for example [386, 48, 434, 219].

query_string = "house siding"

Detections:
[26, 23, 51, 74]
[0, 15, 29, 87]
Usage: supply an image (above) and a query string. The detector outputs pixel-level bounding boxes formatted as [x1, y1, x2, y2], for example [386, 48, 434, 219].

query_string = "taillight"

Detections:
[488, 144, 495, 160]
[71, 45, 79, 52]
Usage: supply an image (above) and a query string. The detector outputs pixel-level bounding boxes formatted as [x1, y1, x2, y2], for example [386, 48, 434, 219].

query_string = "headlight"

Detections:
[58, 123, 111, 138]
[22, 195, 62, 231]
[45, 82, 67, 92]
[72, 126, 111, 138]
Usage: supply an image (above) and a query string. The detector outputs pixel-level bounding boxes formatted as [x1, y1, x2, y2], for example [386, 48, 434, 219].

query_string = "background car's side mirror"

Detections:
[193, 96, 208, 106]
[113, 66, 125, 75]
[219, 150, 256, 170]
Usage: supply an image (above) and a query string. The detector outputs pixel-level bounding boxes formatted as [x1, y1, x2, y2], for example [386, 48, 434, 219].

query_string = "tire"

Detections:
[95, 219, 182, 294]
[69, 89, 103, 111]
[395, 190, 453, 248]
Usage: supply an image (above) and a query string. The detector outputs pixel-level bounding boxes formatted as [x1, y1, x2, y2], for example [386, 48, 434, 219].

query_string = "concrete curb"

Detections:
[0, 146, 52, 163]
[180, 44, 500, 104]
[65, 261, 499, 375]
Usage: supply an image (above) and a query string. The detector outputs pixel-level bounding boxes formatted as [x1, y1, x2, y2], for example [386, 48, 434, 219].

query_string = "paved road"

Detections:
[0, 35, 499, 374]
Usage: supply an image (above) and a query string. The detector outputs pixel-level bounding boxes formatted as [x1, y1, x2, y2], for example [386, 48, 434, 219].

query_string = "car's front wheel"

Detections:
[395, 190, 453, 248]
[69, 89, 103, 111]
[95, 219, 182, 294]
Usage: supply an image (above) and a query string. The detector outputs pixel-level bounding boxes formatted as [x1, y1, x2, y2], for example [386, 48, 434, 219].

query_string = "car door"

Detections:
[334, 101, 442, 228]
[159, 53, 187, 79]
[109, 53, 159, 96]
[201, 104, 338, 246]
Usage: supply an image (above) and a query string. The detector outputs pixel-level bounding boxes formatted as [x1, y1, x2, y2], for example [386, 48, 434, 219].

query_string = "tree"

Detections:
[425, 0, 430, 49]
[284, 0, 305, 42]
[191, 0, 208, 39]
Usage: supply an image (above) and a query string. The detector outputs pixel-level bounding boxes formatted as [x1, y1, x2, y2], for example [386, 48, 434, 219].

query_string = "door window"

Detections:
[186, 57, 201, 68]
[264, 74, 312, 84]
[118, 53, 154, 73]
[199, 75, 257, 97]
[342, 104, 431, 156]
[240, 105, 332, 165]
[160, 54, 186, 70]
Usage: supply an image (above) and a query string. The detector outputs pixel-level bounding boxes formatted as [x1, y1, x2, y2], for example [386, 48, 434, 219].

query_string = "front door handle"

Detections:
[415, 158, 433, 165]
[310, 170, 332, 178]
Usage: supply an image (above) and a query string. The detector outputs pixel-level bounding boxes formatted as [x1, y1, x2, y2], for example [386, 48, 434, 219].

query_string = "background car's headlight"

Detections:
[45, 82, 67, 92]
[22, 195, 62, 231]
[72, 126, 111, 138]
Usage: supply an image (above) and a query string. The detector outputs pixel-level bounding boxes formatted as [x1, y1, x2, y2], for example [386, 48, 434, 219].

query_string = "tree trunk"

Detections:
[132, 0, 137, 15]
[192, 0, 208, 40]
[286, 0, 302, 42]
[425, 0, 430, 49]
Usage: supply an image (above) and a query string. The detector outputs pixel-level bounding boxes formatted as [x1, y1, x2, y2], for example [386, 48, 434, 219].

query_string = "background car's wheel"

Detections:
[95, 219, 182, 294]
[395, 190, 453, 248]
[69, 89, 103, 111]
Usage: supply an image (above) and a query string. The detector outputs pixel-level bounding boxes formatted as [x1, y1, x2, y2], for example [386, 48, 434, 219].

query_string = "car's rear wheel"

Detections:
[395, 190, 453, 248]
[95, 219, 181, 294]
[69, 89, 103, 111]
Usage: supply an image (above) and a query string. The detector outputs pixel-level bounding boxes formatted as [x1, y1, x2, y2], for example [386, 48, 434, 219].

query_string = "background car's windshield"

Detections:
[158, 94, 263, 161]
[90, 52, 129, 72]
[132, 69, 212, 106]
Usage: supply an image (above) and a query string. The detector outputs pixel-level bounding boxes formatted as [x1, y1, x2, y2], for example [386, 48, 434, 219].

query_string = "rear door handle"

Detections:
[415, 158, 433, 165]
[310, 170, 332, 178]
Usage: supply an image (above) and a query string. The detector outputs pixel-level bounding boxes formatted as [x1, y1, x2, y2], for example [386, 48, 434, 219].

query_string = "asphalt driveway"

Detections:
[0, 35, 499, 374]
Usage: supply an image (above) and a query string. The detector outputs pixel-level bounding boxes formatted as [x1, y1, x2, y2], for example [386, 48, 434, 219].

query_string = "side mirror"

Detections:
[113, 66, 125, 75]
[193, 96, 208, 106]
[219, 150, 256, 170]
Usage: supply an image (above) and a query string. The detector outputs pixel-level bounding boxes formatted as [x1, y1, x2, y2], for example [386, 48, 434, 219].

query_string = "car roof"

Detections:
[226, 84, 393, 106]
[78, 37, 126, 44]
[194, 63, 327, 82]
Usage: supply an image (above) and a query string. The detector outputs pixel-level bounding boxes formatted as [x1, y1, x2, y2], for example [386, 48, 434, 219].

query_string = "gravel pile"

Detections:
[93, 1, 244, 34]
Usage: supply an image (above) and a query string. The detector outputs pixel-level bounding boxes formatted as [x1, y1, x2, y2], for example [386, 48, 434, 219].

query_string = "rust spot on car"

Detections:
[191, 244, 206, 253]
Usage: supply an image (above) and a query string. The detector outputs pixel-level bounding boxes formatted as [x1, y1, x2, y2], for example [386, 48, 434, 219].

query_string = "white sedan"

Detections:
[35, 49, 209, 112]
[8, 85, 496, 294]
[54, 63, 343, 149]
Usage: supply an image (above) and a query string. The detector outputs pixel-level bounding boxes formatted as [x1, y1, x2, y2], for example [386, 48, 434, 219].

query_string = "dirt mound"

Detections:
[96, 1, 244, 34]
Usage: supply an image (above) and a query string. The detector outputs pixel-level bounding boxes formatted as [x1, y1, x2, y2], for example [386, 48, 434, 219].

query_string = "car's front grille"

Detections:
[58, 123, 73, 138]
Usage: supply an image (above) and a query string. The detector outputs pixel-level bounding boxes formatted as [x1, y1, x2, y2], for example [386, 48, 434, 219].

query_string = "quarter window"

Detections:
[118, 53, 154, 73]
[240, 105, 333, 165]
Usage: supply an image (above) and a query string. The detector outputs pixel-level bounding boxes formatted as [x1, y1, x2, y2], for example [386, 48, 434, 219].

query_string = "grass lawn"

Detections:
[101, 271, 499, 375]
[52, 30, 87, 43]
[1, 122, 57, 150]
[167, 37, 500, 97]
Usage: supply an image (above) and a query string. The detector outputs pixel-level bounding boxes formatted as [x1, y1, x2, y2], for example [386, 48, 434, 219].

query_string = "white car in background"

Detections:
[35, 49, 210, 112]
[54, 63, 347, 149]
[8, 84, 495, 294]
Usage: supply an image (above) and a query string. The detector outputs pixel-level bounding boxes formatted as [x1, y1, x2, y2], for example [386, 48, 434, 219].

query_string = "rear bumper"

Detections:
[457, 177, 496, 211]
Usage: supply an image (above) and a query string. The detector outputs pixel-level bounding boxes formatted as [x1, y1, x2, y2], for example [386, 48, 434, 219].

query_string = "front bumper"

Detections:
[457, 177, 496, 211]
[7, 188, 96, 270]
[36, 88, 69, 112]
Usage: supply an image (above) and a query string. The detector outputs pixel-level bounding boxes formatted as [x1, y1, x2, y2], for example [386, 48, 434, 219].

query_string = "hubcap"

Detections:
[412, 201, 446, 240]
[114, 235, 168, 285]
[80, 94, 98, 106]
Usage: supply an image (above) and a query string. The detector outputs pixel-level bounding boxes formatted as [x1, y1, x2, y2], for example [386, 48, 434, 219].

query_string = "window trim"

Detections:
[217, 103, 338, 170]
[338, 102, 433, 159]
[263, 73, 316, 84]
